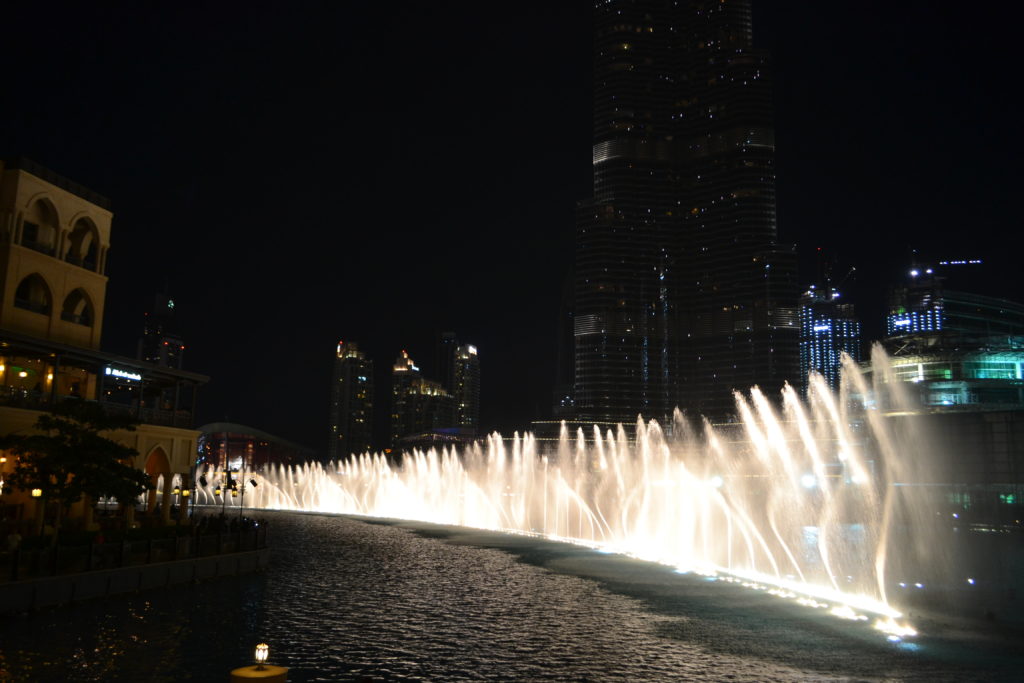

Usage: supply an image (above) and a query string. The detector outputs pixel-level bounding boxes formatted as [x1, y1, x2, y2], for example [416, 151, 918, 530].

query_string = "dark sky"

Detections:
[3, 2, 1021, 450]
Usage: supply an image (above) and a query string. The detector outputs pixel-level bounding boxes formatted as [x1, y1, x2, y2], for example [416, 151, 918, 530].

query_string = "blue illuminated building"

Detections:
[887, 267, 1024, 339]
[798, 286, 861, 392]
[886, 267, 944, 336]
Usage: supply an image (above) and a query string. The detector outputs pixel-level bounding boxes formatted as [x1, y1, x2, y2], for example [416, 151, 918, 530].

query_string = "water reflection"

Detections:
[0, 512, 1018, 681]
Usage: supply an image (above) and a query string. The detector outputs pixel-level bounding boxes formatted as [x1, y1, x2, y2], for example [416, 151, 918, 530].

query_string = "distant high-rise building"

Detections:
[138, 292, 185, 369]
[451, 343, 480, 435]
[432, 332, 481, 436]
[436, 331, 458, 393]
[799, 286, 861, 393]
[887, 267, 1024, 338]
[673, 0, 799, 419]
[391, 350, 454, 449]
[572, 0, 798, 425]
[552, 271, 575, 417]
[886, 268, 944, 337]
[328, 341, 374, 460]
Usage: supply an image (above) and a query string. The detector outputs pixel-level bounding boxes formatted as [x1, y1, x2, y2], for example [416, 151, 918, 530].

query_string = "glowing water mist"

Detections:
[197, 348, 938, 628]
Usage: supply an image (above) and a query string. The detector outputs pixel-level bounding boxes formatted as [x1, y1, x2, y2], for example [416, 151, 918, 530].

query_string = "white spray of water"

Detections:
[197, 350, 936, 631]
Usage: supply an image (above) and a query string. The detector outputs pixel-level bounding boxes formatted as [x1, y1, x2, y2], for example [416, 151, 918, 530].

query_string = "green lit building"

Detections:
[860, 277, 1024, 528]
[884, 335, 1024, 409]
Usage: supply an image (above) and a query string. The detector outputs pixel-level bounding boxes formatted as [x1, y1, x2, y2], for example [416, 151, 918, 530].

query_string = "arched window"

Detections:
[66, 218, 100, 271]
[21, 200, 58, 255]
[14, 274, 52, 314]
[61, 288, 94, 326]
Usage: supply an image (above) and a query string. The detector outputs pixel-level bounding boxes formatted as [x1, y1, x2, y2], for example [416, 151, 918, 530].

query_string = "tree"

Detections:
[0, 400, 152, 538]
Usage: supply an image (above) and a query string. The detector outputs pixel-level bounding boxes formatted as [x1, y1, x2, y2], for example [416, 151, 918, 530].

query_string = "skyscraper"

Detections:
[138, 292, 185, 369]
[451, 343, 480, 435]
[390, 350, 454, 449]
[799, 285, 861, 393]
[673, 1, 799, 418]
[436, 331, 458, 394]
[328, 341, 374, 460]
[886, 266, 1024, 338]
[433, 332, 481, 437]
[573, 0, 798, 424]
[573, 0, 675, 424]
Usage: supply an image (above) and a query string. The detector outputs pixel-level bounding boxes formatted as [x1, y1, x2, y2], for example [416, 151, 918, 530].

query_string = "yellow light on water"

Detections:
[874, 617, 917, 638]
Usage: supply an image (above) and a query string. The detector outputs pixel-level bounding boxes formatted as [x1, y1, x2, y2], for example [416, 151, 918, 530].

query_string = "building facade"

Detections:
[855, 278, 1024, 528]
[198, 422, 315, 473]
[572, 0, 798, 425]
[799, 285, 861, 392]
[451, 343, 480, 435]
[328, 340, 374, 461]
[0, 157, 207, 527]
[390, 350, 454, 449]
[887, 268, 1024, 338]
[138, 292, 185, 369]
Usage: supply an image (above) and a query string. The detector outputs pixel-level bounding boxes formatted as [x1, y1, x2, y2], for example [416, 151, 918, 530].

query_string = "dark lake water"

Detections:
[1, 511, 1022, 681]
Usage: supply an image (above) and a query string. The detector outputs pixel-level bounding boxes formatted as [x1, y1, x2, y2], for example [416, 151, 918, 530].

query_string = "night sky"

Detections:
[3, 2, 1021, 451]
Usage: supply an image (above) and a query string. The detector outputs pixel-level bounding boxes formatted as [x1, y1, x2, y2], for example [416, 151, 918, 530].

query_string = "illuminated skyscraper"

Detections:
[573, 0, 676, 424]
[886, 268, 944, 337]
[886, 266, 1024, 338]
[390, 350, 454, 449]
[799, 286, 860, 392]
[674, 0, 799, 418]
[451, 343, 480, 435]
[434, 332, 481, 437]
[573, 0, 798, 424]
[328, 341, 374, 460]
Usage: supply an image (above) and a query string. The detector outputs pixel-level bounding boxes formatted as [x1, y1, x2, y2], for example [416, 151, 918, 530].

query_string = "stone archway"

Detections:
[144, 446, 172, 521]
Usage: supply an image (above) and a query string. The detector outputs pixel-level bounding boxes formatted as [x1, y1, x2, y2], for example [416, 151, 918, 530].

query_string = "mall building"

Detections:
[0, 157, 208, 527]
[858, 270, 1024, 526]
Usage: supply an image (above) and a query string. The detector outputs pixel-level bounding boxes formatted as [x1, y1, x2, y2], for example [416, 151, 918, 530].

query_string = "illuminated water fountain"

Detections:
[197, 349, 943, 636]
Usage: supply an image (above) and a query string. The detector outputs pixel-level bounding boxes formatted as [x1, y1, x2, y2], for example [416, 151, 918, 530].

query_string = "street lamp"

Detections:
[239, 478, 258, 522]
[254, 643, 269, 670]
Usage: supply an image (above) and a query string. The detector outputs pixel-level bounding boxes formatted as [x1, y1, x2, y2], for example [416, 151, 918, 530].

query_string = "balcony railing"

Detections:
[60, 311, 92, 326]
[0, 389, 195, 429]
[19, 239, 56, 257]
[13, 298, 50, 315]
[64, 253, 99, 272]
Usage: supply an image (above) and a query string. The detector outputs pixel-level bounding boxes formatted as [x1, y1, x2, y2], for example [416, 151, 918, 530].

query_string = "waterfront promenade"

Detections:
[0, 513, 269, 613]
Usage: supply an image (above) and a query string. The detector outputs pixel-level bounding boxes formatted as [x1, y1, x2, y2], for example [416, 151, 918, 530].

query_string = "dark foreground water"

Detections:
[1, 512, 1022, 682]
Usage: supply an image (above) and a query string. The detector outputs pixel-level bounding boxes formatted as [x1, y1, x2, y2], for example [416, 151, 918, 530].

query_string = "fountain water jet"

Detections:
[198, 349, 944, 630]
